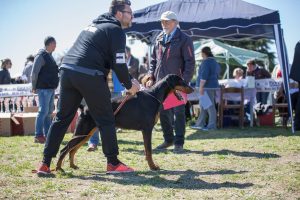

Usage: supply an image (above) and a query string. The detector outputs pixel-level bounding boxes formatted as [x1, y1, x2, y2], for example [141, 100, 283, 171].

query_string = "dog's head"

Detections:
[164, 74, 194, 94]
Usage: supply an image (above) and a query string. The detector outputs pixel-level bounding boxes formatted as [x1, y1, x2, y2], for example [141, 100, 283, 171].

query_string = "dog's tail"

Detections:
[58, 135, 88, 163]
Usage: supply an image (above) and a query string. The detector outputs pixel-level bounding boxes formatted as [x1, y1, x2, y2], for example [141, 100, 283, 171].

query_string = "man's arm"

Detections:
[110, 28, 132, 90]
[181, 36, 195, 83]
[263, 68, 271, 78]
[199, 62, 209, 95]
[31, 54, 45, 91]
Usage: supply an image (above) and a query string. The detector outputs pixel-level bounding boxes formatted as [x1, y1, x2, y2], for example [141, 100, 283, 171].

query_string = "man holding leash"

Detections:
[36, 0, 139, 175]
[144, 11, 195, 153]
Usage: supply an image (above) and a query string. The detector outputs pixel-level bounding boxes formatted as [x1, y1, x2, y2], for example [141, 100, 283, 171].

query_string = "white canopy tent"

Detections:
[194, 39, 269, 79]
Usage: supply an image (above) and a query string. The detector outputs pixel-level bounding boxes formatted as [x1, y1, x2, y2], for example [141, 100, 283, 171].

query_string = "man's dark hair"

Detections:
[44, 36, 56, 46]
[26, 55, 34, 62]
[201, 46, 214, 57]
[247, 59, 256, 66]
[109, 0, 131, 15]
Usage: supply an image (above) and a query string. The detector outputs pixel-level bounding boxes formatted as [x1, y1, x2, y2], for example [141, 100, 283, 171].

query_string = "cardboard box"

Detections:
[12, 113, 37, 136]
[0, 113, 12, 136]
[11, 115, 23, 136]
[23, 106, 39, 113]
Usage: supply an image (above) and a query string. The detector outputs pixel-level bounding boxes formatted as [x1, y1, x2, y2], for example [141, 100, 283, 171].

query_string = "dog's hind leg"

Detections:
[56, 135, 87, 171]
[142, 129, 160, 170]
[69, 127, 97, 169]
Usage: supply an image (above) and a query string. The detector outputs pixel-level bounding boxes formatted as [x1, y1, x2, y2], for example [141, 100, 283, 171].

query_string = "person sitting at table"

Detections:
[246, 59, 271, 104]
[225, 67, 244, 88]
[274, 78, 299, 116]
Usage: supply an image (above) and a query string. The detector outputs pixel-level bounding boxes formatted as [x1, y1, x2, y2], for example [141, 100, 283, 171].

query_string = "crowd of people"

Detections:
[1, 0, 299, 175]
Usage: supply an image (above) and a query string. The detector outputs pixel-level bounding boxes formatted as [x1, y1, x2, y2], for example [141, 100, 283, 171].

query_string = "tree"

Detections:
[221, 39, 276, 72]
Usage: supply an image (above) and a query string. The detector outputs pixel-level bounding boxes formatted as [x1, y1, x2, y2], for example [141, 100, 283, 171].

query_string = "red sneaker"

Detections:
[107, 163, 134, 174]
[34, 136, 46, 144]
[37, 163, 51, 175]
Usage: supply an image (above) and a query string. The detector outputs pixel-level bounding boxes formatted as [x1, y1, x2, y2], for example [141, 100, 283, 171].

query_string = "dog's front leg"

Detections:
[142, 129, 160, 170]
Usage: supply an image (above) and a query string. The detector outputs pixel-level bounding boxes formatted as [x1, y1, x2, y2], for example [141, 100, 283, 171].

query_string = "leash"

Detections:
[113, 94, 130, 115]
[142, 91, 162, 104]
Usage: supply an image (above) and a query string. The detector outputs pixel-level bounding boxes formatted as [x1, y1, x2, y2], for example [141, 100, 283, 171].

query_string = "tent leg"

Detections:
[274, 24, 294, 133]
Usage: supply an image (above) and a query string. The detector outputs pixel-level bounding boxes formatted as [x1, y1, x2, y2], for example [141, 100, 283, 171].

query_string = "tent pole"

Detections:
[226, 51, 230, 80]
[147, 45, 152, 68]
[274, 24, 294, 133]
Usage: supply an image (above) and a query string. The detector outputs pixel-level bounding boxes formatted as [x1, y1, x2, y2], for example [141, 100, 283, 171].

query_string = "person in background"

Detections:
[290, 41, 300, 131]
[125, 46, 139, 80]
[225, 67, 244, 88]
[246, 59, 271, 104]
[191, 47, 220, 131]
[0, 58, 12, 84]
[31, 36, 59, 144]
[138, 53, 149, 83]
[35, 0, 139, 175]
[271, 64, 282, 79]
[21, 55, 35, 83]
[144, 11, 195, 153]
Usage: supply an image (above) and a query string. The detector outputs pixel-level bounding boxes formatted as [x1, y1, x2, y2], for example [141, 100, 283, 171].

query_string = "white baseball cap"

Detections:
[160, 11, 178, 21]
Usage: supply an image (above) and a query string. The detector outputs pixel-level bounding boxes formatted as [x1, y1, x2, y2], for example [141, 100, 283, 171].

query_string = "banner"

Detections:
[0, 84, 33, 97]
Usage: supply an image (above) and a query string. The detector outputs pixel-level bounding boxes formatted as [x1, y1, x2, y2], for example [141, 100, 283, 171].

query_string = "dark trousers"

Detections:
[294, 82, 300, 129]
[44, 69, 118, 159]
[160, 104, 186, 145]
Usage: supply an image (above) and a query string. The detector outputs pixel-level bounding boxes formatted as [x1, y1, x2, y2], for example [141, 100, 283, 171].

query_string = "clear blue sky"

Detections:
[0, 0, 299, 77]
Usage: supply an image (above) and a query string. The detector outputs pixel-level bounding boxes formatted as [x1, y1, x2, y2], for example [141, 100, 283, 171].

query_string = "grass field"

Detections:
[0, 126, 300, 200]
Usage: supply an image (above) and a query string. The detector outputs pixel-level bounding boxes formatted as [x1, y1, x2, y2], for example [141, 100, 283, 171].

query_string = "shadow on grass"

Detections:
[69, 169, 253, 190]
[186, 127, 298, 140]
[118, 139, 143, 146]
[184, 149, 280, 158]
[125, 148, 280, 159]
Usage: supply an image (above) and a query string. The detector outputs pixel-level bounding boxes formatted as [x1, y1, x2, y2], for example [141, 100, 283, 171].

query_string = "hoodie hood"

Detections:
[92, 13, 121, 27]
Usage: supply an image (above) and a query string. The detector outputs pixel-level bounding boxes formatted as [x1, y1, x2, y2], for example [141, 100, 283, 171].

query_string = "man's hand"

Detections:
[199, 87, 204, 96]
[141, 74, 154, 88]
[32, 89, 37, 94]
[127, 80, 140, 95]
[145, 79, 154, 88]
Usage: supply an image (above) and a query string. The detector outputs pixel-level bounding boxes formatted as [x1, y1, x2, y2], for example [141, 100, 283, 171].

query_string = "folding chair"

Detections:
[218, 86, 244, 128]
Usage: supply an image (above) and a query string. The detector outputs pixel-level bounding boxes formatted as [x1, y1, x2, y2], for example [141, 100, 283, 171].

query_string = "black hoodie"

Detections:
[62, 13, 132, 89]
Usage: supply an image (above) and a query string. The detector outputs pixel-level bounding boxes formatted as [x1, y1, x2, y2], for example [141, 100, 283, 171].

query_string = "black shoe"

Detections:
[173, 145, 184, 153]
[155, 142, 173, 150]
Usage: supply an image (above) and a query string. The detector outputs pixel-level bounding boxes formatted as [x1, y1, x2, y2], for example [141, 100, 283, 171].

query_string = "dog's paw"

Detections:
[150, 164, 160, 171]
[55, 167, 65, 173]
[70, 164, 79, 170]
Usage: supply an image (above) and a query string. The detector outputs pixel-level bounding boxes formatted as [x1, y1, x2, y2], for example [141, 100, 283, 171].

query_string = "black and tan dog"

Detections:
[56, 74, 194, 171]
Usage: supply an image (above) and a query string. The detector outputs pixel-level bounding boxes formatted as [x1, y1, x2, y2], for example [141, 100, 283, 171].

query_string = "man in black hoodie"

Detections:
[36, 0, 139, 175]
[290, 41, 300, 131]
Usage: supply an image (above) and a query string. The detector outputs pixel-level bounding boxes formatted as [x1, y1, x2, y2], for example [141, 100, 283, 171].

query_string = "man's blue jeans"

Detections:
[35, 89, 55, 137]
[88, 130, 100, 145]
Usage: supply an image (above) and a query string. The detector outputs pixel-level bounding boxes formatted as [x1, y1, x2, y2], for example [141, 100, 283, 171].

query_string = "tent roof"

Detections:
[194, 39, 268, 66]
[125, 0, 280, 44]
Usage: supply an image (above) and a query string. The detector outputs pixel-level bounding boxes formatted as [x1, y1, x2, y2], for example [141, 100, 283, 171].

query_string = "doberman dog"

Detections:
[56, 74, 194, 171]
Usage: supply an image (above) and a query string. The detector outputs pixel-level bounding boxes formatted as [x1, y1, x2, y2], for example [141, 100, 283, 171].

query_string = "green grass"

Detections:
[0, 127, 300, 199]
